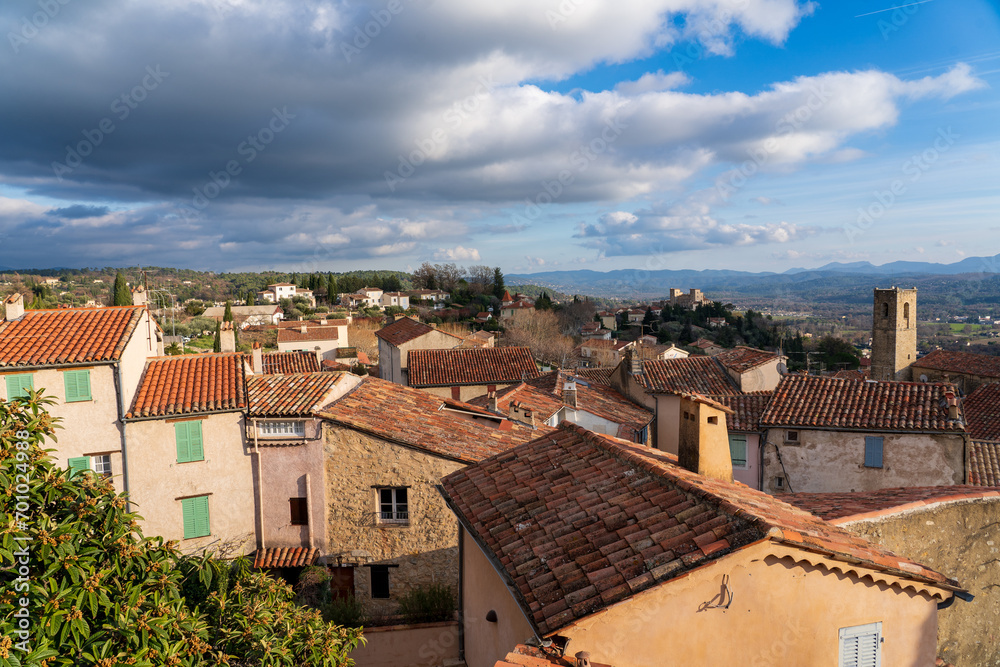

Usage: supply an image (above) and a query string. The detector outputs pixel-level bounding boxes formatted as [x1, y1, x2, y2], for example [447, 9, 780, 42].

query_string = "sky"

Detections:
[0, 0, 998, 275]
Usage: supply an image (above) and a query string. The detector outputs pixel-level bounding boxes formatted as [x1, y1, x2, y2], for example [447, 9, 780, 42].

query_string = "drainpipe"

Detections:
[252, 418, 265, 550]
[305, 472, 314, 549]
[113, 362, 132, 510]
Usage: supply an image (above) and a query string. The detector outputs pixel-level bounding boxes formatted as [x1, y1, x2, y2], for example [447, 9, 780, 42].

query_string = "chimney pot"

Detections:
[564, 380, 578, 409]
[4, 292, 25, 322]
[488, 391, 498, 412]
[575, 652, 591, 667]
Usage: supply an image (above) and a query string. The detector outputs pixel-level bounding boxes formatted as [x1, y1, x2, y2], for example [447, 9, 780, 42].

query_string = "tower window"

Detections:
[903, 302, 910, 328]
[882, 303, 889, 318]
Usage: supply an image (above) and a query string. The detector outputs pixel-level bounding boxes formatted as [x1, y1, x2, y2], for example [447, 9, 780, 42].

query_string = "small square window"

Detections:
[5, 374, 33, 400]
[93, 454, 112, 479]
[63, 370, 92, 403]
[774, 476, 785, 490]
[290, 497, 308, 525]
[707, 415, 718, 425]
[378, 487, 409, 524]
[785, 430, 799, 443]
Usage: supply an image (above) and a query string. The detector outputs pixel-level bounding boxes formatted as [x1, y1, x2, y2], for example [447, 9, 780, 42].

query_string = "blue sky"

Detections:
[0, 0, 997, 275]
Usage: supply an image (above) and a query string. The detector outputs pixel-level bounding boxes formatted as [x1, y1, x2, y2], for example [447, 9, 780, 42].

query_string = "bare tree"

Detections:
[502, 310, 576, 367]
[434, 263, 464, 292]
[467, 265, 494, 295]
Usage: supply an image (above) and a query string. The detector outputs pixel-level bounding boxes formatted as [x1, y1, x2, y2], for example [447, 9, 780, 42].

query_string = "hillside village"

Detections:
[1, 277, 1000, 667]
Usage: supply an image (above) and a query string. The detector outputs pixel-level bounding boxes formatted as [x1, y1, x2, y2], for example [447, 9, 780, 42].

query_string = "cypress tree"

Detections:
[223, 300, 234, 322]
[327, 274, 338, 303]
[111, 272, 132, 306]
[246, 291, 256, 306]
[213, 321, 222, 353]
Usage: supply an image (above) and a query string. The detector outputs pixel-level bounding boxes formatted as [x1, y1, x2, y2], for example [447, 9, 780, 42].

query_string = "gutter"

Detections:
[113, 361, 132, 511]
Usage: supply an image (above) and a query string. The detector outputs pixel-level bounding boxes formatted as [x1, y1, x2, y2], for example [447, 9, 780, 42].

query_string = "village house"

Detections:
[203, 304, 284, 327]
[0, 294, 161, 492]
[316, 376, 547, 612]
[339, 293, 368, 309]
[355, 286, 383, 307]
[712, 392, 771, 489]
[123, 353, 256, 555]
[276, 321, 348, 361]
[580, 321, 612, 340]
[689, 338, 725, 356]
[407, 289, 450, 303]
[258, 282, 297, 304]
[499, 299, 534, 321]
[407, 346, 540, 401]
[468, 370, 653, 444]
[475, 311, 493, 325]
[466, 330, 495, 348]
[910, 348, 1000, 394]
[759, 375, 967, 494]
[258, 348, 322, 374]
[573, 339, 634, 367]
[440, 419, 965, 667]
[714, 345, 787, 392]
[635, 342, 689, 361]
[375, 316, 464, 385]
[379, 291, 410, 310]
[595, 310, 618, 331]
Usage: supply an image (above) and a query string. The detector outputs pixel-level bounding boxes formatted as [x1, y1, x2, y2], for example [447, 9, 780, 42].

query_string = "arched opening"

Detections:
[903, 302, 910, 328]
[882, 302, 889, 318]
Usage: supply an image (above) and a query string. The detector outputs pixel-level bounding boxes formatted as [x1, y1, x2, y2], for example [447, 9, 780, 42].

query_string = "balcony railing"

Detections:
[379, 511, 409, 523]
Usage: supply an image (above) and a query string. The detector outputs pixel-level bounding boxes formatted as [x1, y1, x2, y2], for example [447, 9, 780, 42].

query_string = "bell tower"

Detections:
[870, 287, 917, 381]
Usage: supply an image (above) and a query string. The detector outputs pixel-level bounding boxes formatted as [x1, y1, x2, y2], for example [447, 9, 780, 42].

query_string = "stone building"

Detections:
[910, 348, 1000, 394]
[870, 287, 917, 381]
[667, 287, 705, 308]
[375, 316, 464, 385]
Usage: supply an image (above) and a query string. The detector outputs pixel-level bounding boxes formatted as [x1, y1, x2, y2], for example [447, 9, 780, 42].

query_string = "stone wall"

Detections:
[323, 423, 463, 617]
[842, 497, 1000, 666]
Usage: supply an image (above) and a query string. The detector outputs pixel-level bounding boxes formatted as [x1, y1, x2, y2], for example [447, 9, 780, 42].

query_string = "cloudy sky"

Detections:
[1, 0, 998, 274]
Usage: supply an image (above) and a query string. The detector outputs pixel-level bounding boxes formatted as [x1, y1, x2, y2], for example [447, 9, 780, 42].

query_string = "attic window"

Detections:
[785, 430, 799, 443]
[774, 476, 785, 490]
[707, 416, 718, 425]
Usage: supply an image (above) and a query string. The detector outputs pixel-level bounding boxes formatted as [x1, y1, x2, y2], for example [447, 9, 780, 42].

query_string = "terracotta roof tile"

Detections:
[711, 392, 771, 431]
[276, 326, 339, 344]
[441, 423, 957, 637]
[126, 353, 247, 418]
[636, 357, 739, 395]
[964, 383, 1000, 440]
[409, 347, 539, 387]
[715, 346, 781, 374]
[911, 349, 1000, 379]
[248, 372, 348, 416]
[787, 485, 1000, 522]
[275, 318, 349, 328]
[318, 376, 547, 463]
[261, 350, 321, 374]
[574, 367, 613, 386]
[970, 440, 1000, 487]
[253, 547, 318, 568]
[760, 375, 965, 432]
[374, 317, 461, 346]
[0, 305, 146, 368]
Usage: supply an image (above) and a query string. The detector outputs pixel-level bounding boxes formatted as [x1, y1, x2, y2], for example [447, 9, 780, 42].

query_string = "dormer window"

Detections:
[260, 420, 306, 437]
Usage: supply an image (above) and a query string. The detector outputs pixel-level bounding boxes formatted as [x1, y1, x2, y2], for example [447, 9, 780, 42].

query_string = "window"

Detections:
[881, 303, 889, 318]
[729, 435, 748, 469]
[378, 487, 408, 523]
[63, 370, 92, 403]
[839, 622, 882, 667]
[181, 496, 211, 539]
[903, 302, 910, 328]
[707, 415, 718, 425]
[175, 421, 205, 463]
[636, 425, 648, 444]
[260, 420, 306, 437]
[5, 374, 33, 400]
[774, 476, 785, 490]
[289, 497, 308, 525]
[785, 430, 799, 443]
[864, 436, 884, 468]
[93, 454, 112, 479]
[68, 456, 90, 478]
[369, 564, 390, 599]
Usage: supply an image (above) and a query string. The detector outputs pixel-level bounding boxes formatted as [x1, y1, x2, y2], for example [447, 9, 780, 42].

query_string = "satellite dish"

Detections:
[777, 362, 788, 375]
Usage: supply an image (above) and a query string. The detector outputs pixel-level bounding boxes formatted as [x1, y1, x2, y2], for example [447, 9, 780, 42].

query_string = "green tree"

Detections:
[679, 318, 694, 345]
[111, 272, 132, 306]
[223, 300, 234, 322]
[246, 291, 256, 306]
[327, 275, 338, 303]
[213, 321, 222, 353]
[492, 267, 505, 300]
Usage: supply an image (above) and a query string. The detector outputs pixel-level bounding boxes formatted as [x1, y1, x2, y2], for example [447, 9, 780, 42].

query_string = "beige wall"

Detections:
[731, 432, 761, 489]
[419, 382, 517, 403]
[654, 393, 681, 454]
[120, 309, 161, 400]
[323, 424, 463, 616]
[761, 428, 965, 493]
[125, 412, 256, 555]
[397, 330, 463, 375]
[277, 338, 340, 360]
[557, 541, 942, 667]
[733, 358, 783, 392]
[350, 621, 460, 667]
[678, 397, 732, 482]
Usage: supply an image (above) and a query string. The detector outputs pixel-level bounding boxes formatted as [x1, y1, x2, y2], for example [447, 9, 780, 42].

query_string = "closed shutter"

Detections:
[5, 375, 33, 399]
[729, 435, 748, 467]
[68, 457, 90, 478]
[839, 622, 881, 667]
[182, 496, 211, 539]
[188, 421, 204, 461]
[864, 436, 884, 468]
[175, 422, 205, 463]
[64, 370, 92, 402]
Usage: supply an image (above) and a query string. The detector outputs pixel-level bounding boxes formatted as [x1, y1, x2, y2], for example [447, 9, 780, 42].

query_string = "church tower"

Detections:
[870, 287, 917, 381]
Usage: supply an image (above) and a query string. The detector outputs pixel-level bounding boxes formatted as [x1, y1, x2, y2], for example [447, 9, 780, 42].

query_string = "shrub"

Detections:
[323, 596, 366, 628]
[396, 584, 455, 625]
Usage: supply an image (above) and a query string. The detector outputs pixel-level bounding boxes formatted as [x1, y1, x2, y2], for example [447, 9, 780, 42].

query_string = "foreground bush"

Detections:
[397, 584, 455, 625]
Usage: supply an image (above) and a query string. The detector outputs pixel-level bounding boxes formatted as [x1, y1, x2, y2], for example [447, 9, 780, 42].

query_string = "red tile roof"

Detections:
[495, 645, 613, 667]
[276, 326, 339, 344]
[374, 317, 434, 346]
[970, 441, 1000, 487]
[574, 367, 613, 386]
[261, 350, 321, 374]
[248, 372, 348, 416]
[276, 318, 349, 328]
[318, 376, 548, 464]
[637, 356, 739, 395]
[787, 486, 1000, 523]
[715, 346, 781, 374]
[911, 349, 1000, 379]
[0, 305, 147, 368]
[711, 392, 771, 432]
[253, 547, 318, 568]
[833, 369, 867, 381]
[441, 423, 959, 636]
[126, 353, 247, 419]
[760, 375, 965, 432]
[963, 383, 1000, 441]
[408, 347, 539, 387]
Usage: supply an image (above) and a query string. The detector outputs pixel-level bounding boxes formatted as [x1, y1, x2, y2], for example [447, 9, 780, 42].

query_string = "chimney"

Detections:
[300, 324, 308, 335]
[252, 342, 263, 374]
[625, 348, 642, 375]
[488, 391, 498, 412]
[4, 292, 25, 322]
[563, 380, 578, 409]
[508, 401, 534, 427]
[575, 653, 592, 667]
[131, 286, 148, 306]
[677, 395, 733, 483]
[944, 390, 959, 420]
[220, 321, 236, 353]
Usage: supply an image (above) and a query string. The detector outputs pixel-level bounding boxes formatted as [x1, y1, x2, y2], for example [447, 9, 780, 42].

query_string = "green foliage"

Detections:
[246, 291, 256, 307]
[383, 305, 405, 316]
[323, 597, 365, 629]
[223, 301, 234, 322]
[111, 272, 132, 306]
[185, 300, 205, 316]
[679, 319, 694, 345]
[815, 335, 861, 371]
[166, 342, 183, 355]
[396, 585, 455, 625]
[213, 321, 222, 353]
[0, 393, 363, 666]
[534, 292, 553, 310]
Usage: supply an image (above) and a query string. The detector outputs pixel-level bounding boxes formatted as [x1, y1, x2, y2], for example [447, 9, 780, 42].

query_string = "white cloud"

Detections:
[434, 245, 481, 261]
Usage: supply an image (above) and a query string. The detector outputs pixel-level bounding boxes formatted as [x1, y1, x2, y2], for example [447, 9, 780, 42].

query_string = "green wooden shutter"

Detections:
[68, 457, 90, 478]
[182, 496, 210, 539]
[64, 370, 92, 402]
[5, 375, 33, 399]
[175, 422, 191, 462]
[188, 421, 204, 461]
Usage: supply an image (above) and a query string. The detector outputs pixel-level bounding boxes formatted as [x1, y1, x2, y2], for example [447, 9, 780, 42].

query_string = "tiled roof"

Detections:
[574, 367, 613, 386]
[126, 353, 247, 419]
[911, 349, 1000, 379]
[636, 356, 740, 395]
[262, 351, 321, 374]
[469, 381, 563, 421]
[247, 372, 347, 416]
[833, 369, 867, 381]
[276, 326, 339, 343]
[495, 645, 613, 667]
[374, 317, 434, 346]
[318, 376, 547, 464]
[970, 441, 1000, 487]
[253, 547, 319, 568]
[787, 486, 1000, 523]
[202, 305, 280, 318]
[963, 383, 1000, 440]
[276, 318, 349, 329]
[504, 300, 535, 310]
[711, 392, 771, 432]
[408, 347, 539, 387]
[0, 305, 146, 368]
[715, 346, 781, 374]
[526, 371, 653, 432]
[442, 423, 958, 636]
[691, 339, 721, 350]
[761, 375, 965, 432]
